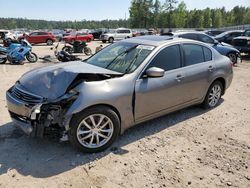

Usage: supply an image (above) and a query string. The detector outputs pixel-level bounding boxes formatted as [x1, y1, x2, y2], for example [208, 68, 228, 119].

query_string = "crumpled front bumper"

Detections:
[6, 90, 41, 135]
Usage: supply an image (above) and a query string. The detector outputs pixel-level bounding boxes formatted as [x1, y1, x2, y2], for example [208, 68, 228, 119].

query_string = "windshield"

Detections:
[86, 42, 154, 74]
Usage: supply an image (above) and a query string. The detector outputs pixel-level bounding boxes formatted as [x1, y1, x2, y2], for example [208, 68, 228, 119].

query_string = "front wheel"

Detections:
[108, 37, 114, 43]
[202, 81, 223, 109]
[26, 52, 38, 63]
[69, 106, 120, 153]
[0, 57, 7, 64]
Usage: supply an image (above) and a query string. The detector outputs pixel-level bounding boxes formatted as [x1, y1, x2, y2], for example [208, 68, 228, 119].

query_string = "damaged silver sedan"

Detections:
[6, 36, 233, 152]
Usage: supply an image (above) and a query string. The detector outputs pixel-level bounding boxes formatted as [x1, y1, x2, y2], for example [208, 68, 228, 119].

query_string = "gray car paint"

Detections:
[6, 36, 233, 135]
[63, 38, 233, 133]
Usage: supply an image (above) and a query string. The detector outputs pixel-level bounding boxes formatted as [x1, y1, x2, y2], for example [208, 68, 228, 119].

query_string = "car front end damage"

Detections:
[6, 62, 122, 139]
[6, 82, 78, 138]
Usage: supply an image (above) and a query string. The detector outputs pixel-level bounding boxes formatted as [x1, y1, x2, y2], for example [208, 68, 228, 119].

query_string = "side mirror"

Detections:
[145, 67, 165, 78]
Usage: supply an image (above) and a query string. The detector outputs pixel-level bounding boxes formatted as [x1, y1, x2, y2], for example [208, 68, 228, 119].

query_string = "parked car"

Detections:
[214, 30, 244, 45]
[12, 31, 27, 39]
[232, 29, 250, 54]
[101, 28, 133, 43]
[90, 29, 109, 40]
[19, 32, 56, 45]
[6, 36, 233, 152]
[62, 33, 94, 43]
[51, 29, 64, 41]
[205, 30, 225, 37]
[161, 31, 241, 64]
[0, 30, 15, 40]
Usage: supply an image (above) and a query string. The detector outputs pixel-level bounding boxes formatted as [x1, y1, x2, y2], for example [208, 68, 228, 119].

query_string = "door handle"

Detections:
[208, 66, 214, 72]
[176, 75, 184, 82]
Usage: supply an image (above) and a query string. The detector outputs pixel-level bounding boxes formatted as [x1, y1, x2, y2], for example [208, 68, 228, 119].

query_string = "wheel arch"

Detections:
[69, 103, 122, 132]
[211, 77, 226, 95]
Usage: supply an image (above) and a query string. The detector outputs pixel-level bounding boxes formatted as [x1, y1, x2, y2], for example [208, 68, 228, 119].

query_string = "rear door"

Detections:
[38, 32, 48, 43]
[179, 43, 214, 102]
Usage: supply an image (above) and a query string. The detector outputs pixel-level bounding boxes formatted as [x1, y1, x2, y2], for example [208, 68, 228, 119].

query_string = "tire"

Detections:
[227, 52, 237, 64]
[62, 46, 74, 54]
[0, 58, 7, 64]
[86, 38, 91, 43]
[46, 39, 53, 46]
[84, 47, 92, 56]
[69, 106, 120, 153]
[26, 52, 38, 63]
[102, 40, 107, 43]
[108, 37, 114, 43]
[202, 81, 223, 109]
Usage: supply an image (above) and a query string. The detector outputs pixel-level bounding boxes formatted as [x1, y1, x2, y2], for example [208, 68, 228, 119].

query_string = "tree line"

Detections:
[0, 18, 128, 30]
[129, 0, 250, 28]
[0, 0, 249, 30]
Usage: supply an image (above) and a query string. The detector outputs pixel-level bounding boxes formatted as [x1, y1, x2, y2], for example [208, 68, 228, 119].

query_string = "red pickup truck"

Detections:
[19, 32, 56, 45]
[62, 33, 94, 43]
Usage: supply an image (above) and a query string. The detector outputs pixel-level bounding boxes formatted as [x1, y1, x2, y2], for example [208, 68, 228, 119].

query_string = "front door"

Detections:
[135, 44, 186, 120]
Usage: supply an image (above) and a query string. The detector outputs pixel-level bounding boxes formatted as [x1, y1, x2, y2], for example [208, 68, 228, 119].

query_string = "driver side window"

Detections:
[148, 45, 182, 71]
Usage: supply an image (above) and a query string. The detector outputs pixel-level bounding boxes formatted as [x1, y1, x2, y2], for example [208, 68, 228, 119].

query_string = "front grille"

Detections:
[11, 85, 44, 105]
[233, 39, 248, 47]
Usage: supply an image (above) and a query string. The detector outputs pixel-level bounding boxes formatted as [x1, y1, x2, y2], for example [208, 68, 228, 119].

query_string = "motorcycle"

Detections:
[62, 41, 92, 56]
[1, 39, 38, 64]
[40, 43, 81, 62]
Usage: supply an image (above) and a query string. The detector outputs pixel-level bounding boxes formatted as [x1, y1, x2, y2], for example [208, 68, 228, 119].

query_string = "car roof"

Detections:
[123, 35, 201, 46]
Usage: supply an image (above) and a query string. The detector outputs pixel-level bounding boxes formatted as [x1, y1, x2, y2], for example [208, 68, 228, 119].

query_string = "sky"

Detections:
[0, 0, 249, 21]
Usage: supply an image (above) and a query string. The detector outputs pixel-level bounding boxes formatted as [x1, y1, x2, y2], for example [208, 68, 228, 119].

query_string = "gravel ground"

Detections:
[0, 42, 249, 188]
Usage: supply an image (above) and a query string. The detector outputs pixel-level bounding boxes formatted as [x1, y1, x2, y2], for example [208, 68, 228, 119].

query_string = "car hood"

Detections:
[19, 61, 122, 100]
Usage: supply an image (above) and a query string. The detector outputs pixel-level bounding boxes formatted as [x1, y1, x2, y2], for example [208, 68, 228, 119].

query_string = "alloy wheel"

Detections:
[208, 84, 222, 107]
[76, 114, 114, 149]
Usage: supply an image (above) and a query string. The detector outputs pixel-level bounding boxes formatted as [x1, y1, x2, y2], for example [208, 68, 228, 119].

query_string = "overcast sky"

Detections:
[0, 0, 249, 21]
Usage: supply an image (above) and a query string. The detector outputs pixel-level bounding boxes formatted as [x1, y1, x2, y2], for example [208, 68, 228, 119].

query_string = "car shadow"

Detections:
[0, 101, 223, 178]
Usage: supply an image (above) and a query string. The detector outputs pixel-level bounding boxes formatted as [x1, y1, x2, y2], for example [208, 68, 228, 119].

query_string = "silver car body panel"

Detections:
[6, 36, 233, 135]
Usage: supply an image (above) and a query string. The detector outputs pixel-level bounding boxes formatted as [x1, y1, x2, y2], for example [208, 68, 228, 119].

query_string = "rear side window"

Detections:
[179, 33, 198, 40]
[203, 47, 212, 61]
[182, 44, 204, 66]
[117, 30, 131, 34]
[148, 45, 181, 71]
[198, 34, 214, 44]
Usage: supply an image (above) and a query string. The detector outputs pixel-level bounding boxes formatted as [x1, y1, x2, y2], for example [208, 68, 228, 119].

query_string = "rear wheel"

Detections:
[202, 81, 223, 109]
[69, 106, 120, 153]
[46, 39, 53, 46]
[227, 52, 237, 64]
[26, 52, 38, 63]
[62, 46, 74, 54]
[102, 40, 107, 43]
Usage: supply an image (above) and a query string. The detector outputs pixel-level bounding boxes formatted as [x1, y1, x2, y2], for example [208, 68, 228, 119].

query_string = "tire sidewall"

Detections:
[69, 106, 120, 153]
[203, 81, 223, 109]
[47, 39, 53, 45]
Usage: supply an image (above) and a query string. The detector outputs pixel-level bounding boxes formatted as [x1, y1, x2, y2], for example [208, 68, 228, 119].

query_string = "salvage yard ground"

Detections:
[0, 41, 249, 188]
